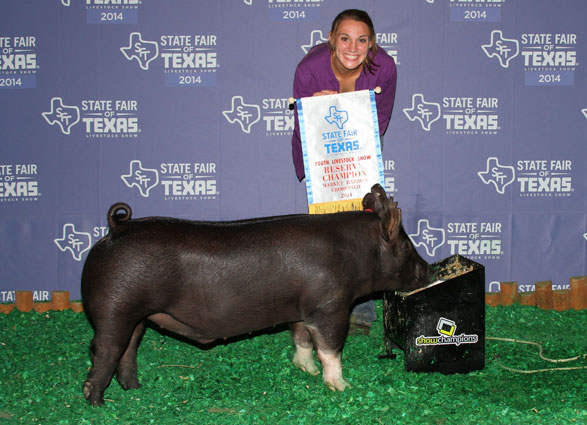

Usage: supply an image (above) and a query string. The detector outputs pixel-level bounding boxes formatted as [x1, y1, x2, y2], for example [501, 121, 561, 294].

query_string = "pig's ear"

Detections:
[362, 184, 387, 213]
[363, 184, 401, 241]
[382, 197, 402, 241]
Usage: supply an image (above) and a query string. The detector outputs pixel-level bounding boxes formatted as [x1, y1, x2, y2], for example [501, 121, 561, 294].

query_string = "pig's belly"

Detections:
[152, 277, 307, 337]
[148, 299, 302, 342]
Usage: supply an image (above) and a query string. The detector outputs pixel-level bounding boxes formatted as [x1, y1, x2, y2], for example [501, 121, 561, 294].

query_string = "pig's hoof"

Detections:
[119, 381, 141, 391]
[83, 381, 104, 406]
[325, 378, 350, 392]
[292, 356, 320, 376]
[117, 375, 141, 390]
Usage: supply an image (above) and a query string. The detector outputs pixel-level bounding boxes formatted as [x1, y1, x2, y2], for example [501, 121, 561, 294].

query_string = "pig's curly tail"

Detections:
[107, 202, 132, 229]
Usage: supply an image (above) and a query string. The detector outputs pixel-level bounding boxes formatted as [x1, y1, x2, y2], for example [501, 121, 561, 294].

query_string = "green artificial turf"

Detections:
[0, 303, 585, 424]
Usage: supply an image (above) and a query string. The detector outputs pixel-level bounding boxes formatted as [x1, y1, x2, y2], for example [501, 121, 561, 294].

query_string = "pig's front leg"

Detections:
[290, 322, 319, 376]
[316, 349, 349, 392]
[307, 313, 351, 392]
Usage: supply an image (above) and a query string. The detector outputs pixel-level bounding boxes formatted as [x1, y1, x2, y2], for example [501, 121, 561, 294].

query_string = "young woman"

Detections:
[290, 9, 398, 330]
[291, 9, 397, 182]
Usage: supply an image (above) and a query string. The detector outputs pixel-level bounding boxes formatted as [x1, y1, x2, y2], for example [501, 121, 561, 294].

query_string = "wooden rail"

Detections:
[1, 277, 586, 314]
[485, 276, 587, 311]
[0, 291, 83, 314]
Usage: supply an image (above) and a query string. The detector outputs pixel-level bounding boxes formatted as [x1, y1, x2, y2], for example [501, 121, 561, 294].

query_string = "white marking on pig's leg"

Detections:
[316, 350, 349, 391]
[290, 321, 319, 375]
[292, 345, 320, 376]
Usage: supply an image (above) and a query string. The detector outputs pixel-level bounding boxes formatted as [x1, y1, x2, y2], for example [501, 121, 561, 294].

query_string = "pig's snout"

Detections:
[398, 246, 430, 292]
[414, 257, 429, 288]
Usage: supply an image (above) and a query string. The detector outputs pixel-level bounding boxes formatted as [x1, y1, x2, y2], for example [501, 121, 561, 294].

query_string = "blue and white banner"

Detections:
[297, 89, 384, 213]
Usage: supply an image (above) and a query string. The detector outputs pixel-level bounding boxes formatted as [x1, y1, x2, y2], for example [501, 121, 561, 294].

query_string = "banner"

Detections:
[297, 89, 384, 214]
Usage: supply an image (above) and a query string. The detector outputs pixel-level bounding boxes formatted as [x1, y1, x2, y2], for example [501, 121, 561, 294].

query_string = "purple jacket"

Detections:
[291, 42, 397, 181]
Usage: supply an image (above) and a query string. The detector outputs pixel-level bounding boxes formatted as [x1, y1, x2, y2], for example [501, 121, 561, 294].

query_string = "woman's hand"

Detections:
[312, 90, 338, 96]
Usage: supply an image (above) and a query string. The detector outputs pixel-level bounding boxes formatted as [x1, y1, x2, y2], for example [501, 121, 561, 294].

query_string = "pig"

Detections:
[81, 184, 428, 405]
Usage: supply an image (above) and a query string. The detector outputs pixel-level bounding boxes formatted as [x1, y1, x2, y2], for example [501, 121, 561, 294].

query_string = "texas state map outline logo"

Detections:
[222, 96, 261, 134]
[301, 30, 329, 54]
[121, 32, 159, 71]
[403, 94, 441, 132]
[121, 160, 160, 197]
[42, 97, 80, 135]
[54, 224, 92, 262]
[477, 157, 515, 194]
[409, 219, 445, 257]
[324, 105, 349, 130]
[481, 30, 520, 68]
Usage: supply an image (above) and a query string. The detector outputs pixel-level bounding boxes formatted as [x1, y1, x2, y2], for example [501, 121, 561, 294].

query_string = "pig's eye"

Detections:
[402, 241, 410, 254]
[397, 240, 410, 257]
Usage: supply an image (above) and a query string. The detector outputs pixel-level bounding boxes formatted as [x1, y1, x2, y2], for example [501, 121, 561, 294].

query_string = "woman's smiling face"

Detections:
[329, 18, 373, 73]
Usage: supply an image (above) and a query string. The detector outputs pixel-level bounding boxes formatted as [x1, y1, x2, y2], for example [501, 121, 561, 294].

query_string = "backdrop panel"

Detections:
[0, 0, 585, 301]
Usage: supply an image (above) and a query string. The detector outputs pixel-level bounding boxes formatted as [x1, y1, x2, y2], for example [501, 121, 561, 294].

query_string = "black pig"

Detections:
[81, 184, 428, 405]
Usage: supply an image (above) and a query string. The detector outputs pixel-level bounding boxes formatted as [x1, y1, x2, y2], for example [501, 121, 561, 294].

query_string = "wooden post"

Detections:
[33, 302, 51, 313]
[570, 276, 586, 310]
[535, 281, 553, 310]
[485, 292, 500, 307]
[552, 290, 571, 312]
[69, 301, 84, 313]
[519, 291, 536, 306]
[499, 281, 518, 306]
[51, 291, 70, 311]
[15, 291, 33, 312]
[0, 304, 14, 314]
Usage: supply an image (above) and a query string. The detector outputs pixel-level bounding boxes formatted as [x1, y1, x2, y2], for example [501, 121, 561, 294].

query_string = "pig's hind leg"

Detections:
[83, 322, 140, 405]
[290, 322, 319, 376]
[115, 321, 146, 390]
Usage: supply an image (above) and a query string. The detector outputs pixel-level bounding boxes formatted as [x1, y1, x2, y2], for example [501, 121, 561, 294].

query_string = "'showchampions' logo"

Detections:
[416, 317, 479, 347]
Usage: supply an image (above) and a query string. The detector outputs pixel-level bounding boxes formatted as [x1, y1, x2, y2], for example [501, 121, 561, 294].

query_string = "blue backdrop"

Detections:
[1, 0, 585, 301]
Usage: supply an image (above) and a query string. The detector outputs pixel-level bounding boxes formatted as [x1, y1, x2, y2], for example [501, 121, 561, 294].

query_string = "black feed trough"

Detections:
[382, 255, 485, 374]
